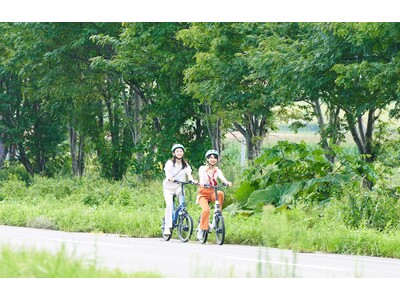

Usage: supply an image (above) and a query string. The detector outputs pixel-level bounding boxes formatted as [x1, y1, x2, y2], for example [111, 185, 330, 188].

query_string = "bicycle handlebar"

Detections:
[172, 180, 197, 185]
[203, 183, 229, 189]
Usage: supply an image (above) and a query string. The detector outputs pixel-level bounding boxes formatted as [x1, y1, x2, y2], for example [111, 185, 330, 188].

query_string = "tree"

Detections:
[248, 22, 400, 188]
[96, 22, 209, 175]
[0, 23, 67, 175]
[0, 22, 130, 178]
[178, 23, 279, 160]
[331, 23, 400, 165]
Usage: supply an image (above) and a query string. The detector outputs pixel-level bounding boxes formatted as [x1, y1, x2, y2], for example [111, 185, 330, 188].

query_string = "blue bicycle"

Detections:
[161, 180, 194, 242]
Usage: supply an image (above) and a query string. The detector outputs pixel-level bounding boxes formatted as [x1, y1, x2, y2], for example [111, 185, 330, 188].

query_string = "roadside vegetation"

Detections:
[1, 136, 400, 259]
[0, 245, 161, 278]
[1, 22, 400, 275]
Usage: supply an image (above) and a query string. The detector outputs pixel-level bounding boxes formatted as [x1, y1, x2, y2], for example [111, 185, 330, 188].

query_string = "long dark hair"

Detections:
[172, 156, 188, 170]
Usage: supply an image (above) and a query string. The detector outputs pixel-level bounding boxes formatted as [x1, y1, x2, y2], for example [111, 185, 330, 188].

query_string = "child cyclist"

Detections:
[196, 149, 232, 239]
[162, 144, 197, 236]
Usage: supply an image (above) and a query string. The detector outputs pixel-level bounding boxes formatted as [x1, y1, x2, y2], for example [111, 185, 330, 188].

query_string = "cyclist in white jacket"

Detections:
[163, 144, 197, 236]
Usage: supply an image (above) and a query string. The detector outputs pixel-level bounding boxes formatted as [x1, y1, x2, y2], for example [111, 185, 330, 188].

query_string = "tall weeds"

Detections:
[0, 245, 161, 277]
[1, 170, 400, 259]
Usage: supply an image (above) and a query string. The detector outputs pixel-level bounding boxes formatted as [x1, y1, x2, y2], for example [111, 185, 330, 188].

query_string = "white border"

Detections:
[0, 278, 395, 300]
[1, 0, 398, 22]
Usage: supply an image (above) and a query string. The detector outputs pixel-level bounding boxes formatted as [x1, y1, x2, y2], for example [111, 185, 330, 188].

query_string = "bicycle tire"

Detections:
[178, 213, 193, 242]
[161, 217, 172, 241]
[200, 229, 208, 244]
[215, 215, 225, 245]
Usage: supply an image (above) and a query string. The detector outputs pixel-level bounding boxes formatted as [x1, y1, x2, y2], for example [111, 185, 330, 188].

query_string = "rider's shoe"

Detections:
[197, 229, 203, 240]
[163, 228, 171, 236]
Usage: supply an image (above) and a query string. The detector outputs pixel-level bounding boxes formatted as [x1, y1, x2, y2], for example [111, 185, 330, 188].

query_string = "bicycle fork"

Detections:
[209, 188, 221, 232]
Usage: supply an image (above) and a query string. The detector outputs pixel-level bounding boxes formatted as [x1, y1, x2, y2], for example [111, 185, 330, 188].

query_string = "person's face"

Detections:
[174, 148, 184, 159]
[207, 154, 218, 165]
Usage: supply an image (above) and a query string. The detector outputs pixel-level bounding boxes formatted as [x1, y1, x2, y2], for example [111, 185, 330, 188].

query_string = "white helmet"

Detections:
[171, 144, 185, 153]
[205, 149, 219, 159]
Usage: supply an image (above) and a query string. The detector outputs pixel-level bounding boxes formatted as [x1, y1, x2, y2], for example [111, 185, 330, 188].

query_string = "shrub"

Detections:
[0, 164, 32, 186]
[27, 215, 58, 230]
[335, 186, 400, 232]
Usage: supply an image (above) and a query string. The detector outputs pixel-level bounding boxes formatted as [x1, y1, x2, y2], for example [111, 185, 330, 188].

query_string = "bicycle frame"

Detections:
[172, 181, 189, 224]
[203, 183, 226, 210]
[197, 183, 227, 245]
[162, 180, 195, 242]
[212, 184, 225, 209]
[209, 184, 226, 225]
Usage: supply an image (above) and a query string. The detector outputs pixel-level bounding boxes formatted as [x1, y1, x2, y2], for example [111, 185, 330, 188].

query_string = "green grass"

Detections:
[0, 245, 162, 278]
[1, 166, 400, 260]
[260, 204, 400, 257]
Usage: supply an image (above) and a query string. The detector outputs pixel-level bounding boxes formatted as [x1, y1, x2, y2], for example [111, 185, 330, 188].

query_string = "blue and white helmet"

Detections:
[171, 144, 185, 153]
[205, 149, 219, 159]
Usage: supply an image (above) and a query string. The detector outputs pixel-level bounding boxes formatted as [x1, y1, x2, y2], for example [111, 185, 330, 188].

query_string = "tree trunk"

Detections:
[17, 143, 34, 175]
[204, 103, 222, 154]
[345, 110, 378, 159]
[345, 108, 378, 188]
[364, 108, 377, 163]
[310, 99, 341, 164]
[233, 113, 267, 161]
[0, 127, 6, 168]
[122, 81, 144, 161]
[70, 126, 78, 176]
[69, 126, 85, 177]
[78, 136, 85, 176]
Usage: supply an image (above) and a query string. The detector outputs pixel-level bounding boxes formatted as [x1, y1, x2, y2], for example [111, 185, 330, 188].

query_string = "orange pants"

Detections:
[197, 187, 224, 230]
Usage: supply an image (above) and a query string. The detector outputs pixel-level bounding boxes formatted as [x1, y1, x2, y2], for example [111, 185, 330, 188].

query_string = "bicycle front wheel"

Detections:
[215, 215, 225, 245]
[178, 214, 193, 242]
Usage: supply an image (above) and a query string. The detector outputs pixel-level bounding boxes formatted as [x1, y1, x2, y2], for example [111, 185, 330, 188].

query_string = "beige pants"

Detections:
[197, 187, 224, 230]
[163, 186, 182, 228]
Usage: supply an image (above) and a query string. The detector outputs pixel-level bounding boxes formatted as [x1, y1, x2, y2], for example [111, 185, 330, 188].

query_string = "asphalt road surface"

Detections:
[1, 225, 400, 278]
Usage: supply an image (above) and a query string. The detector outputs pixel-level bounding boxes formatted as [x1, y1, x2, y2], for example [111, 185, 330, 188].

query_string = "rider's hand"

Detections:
[225, 181, 232, 187]
[191, 180, 198, 185]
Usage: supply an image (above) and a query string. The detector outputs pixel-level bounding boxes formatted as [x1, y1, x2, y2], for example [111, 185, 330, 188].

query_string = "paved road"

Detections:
[1, 225, 400, 278]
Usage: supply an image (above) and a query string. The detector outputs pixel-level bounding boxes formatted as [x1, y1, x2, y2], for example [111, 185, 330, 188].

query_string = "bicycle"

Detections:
[196, 183, 227, 245]
[161, 180, 194, 243]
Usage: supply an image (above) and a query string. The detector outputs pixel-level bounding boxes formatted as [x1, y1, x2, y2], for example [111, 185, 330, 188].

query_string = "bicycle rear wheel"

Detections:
[215, 215, 225, 245]
[178, 213, 193, 242]
[161, 217, 172, 241]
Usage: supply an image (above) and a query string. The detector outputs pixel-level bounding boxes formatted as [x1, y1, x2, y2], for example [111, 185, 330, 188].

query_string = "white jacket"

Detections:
[162, 159, 193, 189]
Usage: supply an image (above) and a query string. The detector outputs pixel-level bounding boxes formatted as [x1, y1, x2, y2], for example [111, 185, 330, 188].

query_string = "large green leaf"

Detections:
[246, 182, 304, 211]
[245, 189, 274, 211]
[233, 180, 256, 205]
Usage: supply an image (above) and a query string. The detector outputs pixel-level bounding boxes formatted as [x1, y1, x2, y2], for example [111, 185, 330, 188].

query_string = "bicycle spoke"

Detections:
[178, 214, 193, 242]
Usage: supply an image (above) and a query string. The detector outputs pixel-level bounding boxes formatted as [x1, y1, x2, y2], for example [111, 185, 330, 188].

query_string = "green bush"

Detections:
[1, 174, 400, 259]
[260, 203, 400, 257]
[0, 164, 32, 186]
[235, 141, 352, 211]
[333, 186, 400, 232]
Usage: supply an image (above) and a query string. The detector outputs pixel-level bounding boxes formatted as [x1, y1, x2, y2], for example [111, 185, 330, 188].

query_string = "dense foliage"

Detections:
[1, 22, 400, 257]
[1, 22, 400, 182]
